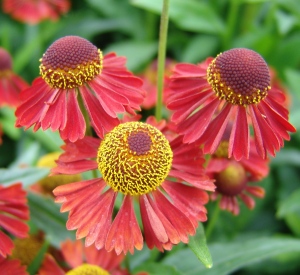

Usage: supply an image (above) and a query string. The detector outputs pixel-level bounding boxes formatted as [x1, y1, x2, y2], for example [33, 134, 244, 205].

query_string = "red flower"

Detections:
[0, 256, 28, 275]
[207, 139, 269, 215]
[2, 0, 70, 25]
[38, 239, 126, 275]
[0, 183, 29, 257]
[0, 48, 29, 108]
[53, 121, 214, 255]
[15, 36, 145, 142]
[167, 48, 296, 160]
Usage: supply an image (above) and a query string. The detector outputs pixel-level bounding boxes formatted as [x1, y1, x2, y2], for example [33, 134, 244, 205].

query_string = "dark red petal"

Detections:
[229, 106, 250, 160]
[0, 230, 14, 257]
[200, 103, 233, 154]
[105, 195, 143, 255]
[80, 85, 119, 139]
[59, 91, 85, 142]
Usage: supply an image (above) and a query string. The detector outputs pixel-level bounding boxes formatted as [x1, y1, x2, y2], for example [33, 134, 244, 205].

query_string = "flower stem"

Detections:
[222, 0, 239, 50]
[155, 0, 170, 121]
[205, 198, 221, 241]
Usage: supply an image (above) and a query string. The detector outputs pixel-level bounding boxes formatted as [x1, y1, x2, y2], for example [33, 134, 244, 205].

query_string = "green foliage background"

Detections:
[1, 0, 300, 274]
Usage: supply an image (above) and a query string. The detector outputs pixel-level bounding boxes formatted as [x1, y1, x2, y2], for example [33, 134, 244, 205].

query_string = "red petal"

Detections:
[0, 230, 14, 257]
[60, 90, 85, 142]
[229, 106, 250, 160]
[105, 195, 143, 255]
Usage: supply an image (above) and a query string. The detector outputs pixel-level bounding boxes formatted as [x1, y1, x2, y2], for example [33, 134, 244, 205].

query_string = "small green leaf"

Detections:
[188, 223, 213, 269]
[27, 240, 49, 275]
[0, 167, 49, 187]
[277, 188, 300, 218]
[28, 192, 75, 247]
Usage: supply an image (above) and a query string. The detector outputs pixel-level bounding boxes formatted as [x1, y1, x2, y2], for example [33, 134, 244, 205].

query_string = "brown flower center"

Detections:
[39, 36, 103, 89]
[97, 122, 173, 196]
[207, 48, 270, 106]
[215, 162, 247, 196]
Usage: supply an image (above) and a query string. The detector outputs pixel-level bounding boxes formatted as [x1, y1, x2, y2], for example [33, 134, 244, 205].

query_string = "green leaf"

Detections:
[27, 240, 49, 275]
[133, 263, 181, 275]
[131, 0, 224, 34]
[271, 149, 300, 167]
[9, 143, 41, 168]
[104, 40, 157, 71]
[285, 68, 300, 102]
[28, 192, 74, 247]
[26, 128, 63, 152]
[0, 167, 49, 187]
[163, 237, 300, 275]
[275, 10, 297, 35]
[181, 35, 219, 63]
[277, 188, 300, 218]
[188, 223, 213, 268]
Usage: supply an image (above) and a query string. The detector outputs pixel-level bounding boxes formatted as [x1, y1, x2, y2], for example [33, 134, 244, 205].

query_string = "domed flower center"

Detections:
[66, 264, 109, 275]
[39, 36, 103, 89]
[0, 48, 12, 74]
[97, 122, 173, 196]
[207, 48, 271, 106]
[11, 235, 43, 266]
[215, 162, 247, 196]
[213, 141, 229, 158]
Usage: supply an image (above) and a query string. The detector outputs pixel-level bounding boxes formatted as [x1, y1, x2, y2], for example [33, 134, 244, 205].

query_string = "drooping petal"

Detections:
[0, 230, 14, 257]
[162, 181, 208, 227]
[105, 195, 143, 255]
[38, 254, 65, 275]
[152, 190, 196, 244]
[80, 85, 119, 139]
[229, 106, 250, 160]
[61, 239, 83, 268]
[59, 90, 85, 142]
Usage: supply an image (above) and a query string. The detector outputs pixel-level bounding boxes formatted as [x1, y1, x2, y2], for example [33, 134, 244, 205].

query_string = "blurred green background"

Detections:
[1, 0, 300, 274]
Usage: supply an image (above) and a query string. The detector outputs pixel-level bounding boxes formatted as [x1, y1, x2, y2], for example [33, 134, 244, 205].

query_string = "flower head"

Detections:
[207, 139, 269, 215]
[53, 121, 214, 254]
[2, 0, 70, 25]
[0, 183, 29, 257]
[0, 48, 29, 108]
[167, 48, 296, 160]
[15, 36, 145, 142]
[38, 239, 126, 275]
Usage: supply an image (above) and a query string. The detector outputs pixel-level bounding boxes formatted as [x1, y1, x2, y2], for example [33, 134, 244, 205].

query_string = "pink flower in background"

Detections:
[0, 48, 29, 108]
[2, 0, 70, 24]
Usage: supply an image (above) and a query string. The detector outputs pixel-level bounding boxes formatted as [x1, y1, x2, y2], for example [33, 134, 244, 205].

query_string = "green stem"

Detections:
[222, 0, 240, 50]
[205, 198, 221, 241]
[155, 0, 170, 121]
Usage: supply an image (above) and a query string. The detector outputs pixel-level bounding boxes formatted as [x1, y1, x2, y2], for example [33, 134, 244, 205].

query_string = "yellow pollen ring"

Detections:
[207, 54, 270, 106]
[39, 49, 103, 89]
[97, 122, 173, 196]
